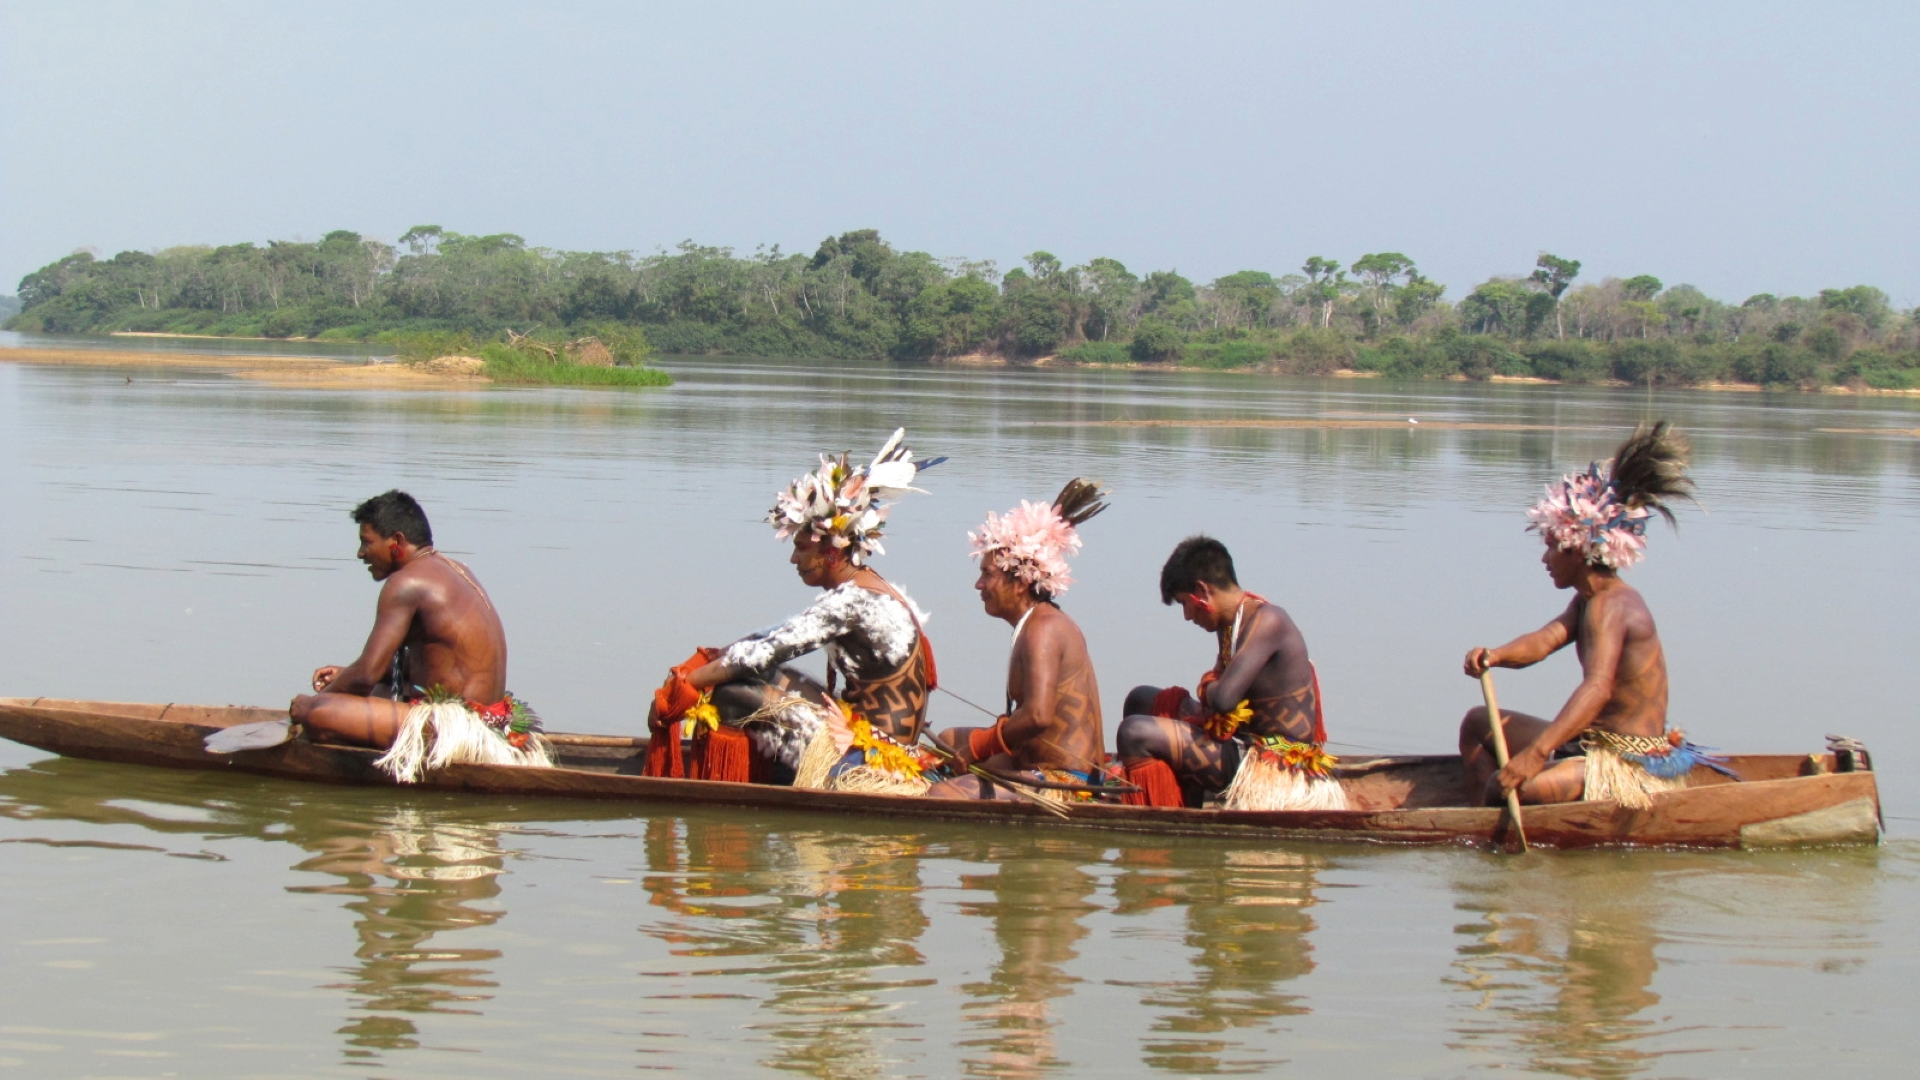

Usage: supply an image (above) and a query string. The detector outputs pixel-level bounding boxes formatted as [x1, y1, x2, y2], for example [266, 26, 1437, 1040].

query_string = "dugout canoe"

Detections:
[0, 697, 1882, 850]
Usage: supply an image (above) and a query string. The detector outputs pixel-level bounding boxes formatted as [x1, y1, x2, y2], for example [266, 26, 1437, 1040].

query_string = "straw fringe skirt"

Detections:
[1581, 744, 1687, 810]
[1220, 752, 1350, 812]
[374, 700, 554, 784]
[787, 708, 929, 796]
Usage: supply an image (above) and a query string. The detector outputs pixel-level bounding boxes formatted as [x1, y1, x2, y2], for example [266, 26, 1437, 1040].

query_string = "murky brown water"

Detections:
[2, 338, 1916, 1076]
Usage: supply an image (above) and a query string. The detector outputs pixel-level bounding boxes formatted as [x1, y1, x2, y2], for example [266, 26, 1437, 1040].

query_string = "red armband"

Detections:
[969, 717, 1011, 760]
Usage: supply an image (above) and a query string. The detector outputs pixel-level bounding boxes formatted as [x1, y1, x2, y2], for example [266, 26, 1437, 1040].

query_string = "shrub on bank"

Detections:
[1055, 341, 1131, 365]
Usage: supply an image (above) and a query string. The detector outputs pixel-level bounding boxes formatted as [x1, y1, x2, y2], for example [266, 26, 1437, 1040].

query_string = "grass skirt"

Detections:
[1580, 735, 1689, 810]
[1220, 741, 1350, 812]
[374, 700, 554, 784]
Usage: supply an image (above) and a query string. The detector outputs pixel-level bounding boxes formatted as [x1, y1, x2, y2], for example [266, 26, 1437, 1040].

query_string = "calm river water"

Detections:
[1, 336, 1916, 1077]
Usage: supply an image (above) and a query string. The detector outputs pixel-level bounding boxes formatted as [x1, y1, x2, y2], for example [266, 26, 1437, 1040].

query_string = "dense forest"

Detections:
[8, 227, 1918, 390]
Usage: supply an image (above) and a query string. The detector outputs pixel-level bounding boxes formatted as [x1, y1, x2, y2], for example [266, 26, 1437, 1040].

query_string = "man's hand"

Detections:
[1494, 744, 1549, 793]
[310, 666, 343, 692]
[1463, 648, 1496, 678]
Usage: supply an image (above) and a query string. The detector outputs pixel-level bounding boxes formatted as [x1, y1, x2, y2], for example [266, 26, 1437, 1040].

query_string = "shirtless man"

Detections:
[290, 491, 542, 780]
[1113, 536, 1342, 811]
[1459, 422, 1706, 809]
[930, 480, 1108, 800]
[646, 430, 939, 788]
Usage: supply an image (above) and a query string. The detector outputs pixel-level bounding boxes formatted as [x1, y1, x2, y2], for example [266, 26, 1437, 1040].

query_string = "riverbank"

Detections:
[0, 346, 489, 389]
[930, 353, 1920, 395]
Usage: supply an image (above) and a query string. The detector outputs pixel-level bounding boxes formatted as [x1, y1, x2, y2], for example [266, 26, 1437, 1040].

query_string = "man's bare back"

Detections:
[291, 494, 507, 749]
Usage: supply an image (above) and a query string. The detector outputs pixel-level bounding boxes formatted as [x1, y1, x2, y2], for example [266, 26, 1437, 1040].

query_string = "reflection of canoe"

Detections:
[0, 697, 1881, 850]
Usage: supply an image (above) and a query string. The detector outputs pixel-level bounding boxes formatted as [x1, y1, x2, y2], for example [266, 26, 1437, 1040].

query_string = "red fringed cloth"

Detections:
[692, 724, 752, 783]
[1122, 758, 1184, 808]
[646, 647, 719, 778]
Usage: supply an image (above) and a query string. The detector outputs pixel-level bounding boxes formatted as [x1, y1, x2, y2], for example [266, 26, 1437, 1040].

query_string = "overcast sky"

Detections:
[3, 1, 1916, 304]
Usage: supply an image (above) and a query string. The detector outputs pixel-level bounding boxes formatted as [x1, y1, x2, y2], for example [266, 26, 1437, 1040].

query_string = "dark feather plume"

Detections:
[1609, 421, 1695, 528]
[1051, 477, 1111, 528]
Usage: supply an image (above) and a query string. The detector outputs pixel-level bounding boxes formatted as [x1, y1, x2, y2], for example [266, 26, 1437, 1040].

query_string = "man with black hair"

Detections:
[1113, 536, 1345, 811]
[290, 490, 548, 780]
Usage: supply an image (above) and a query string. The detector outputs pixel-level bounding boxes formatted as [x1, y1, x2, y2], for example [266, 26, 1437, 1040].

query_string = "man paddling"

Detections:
[1113, 536, 1346, 811]
[929, 479, 1109, 801]
[646, 429, 942, 792]
[290, 490, 548, 781]
[1459, 422, 1723, 808]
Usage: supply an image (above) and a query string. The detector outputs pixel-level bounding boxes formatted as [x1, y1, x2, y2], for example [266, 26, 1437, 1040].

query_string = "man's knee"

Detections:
[1123, 685, 1161, 719]
[1459, 706, 1491, 745]
[1114, 715, 1162, 762]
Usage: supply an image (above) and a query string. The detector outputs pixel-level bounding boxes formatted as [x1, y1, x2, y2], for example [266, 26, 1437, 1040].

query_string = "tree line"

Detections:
[8, 227, 1917, 390]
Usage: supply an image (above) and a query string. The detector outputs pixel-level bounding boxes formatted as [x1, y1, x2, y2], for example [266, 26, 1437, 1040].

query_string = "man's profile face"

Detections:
[789, 532, 841, 587]
[1542, 542, 1583, 589]
[974, 562, 1024, 620]
[357, 523, 399, 580]
[1177, 587, 1219, 631]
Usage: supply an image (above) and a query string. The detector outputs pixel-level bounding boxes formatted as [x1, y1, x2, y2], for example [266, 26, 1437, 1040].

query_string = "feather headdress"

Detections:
[1527, 421, 1695, 569]
[970, 478, 1110, 597]
[767, 428, 943, 566]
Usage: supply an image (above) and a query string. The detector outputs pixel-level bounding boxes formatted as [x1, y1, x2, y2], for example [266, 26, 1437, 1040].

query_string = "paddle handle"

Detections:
[1478, 670, 1530, 853]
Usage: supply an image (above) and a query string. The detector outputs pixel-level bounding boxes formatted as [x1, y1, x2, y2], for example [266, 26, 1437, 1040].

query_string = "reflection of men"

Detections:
[930, 479, 1109, 801]
[290, 490, 548, 782]
[647, 430, 941, 792]
[1114, 537, 1345, 811]
[1460, 422, 1720, 809]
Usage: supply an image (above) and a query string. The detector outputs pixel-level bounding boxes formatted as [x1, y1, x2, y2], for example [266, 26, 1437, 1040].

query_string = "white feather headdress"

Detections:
[767, 428, 941, 566]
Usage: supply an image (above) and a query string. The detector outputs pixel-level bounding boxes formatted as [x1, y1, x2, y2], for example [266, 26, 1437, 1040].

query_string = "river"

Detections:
[1, 337, 1915, 1076]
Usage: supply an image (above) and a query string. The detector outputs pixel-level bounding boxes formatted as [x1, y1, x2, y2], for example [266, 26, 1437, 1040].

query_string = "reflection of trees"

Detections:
[1109, 843, 1323, 1075]
[1444, 858, 1670, 1079]
[949, 839, 1099, 1079]
[639, 816, 932, 1079]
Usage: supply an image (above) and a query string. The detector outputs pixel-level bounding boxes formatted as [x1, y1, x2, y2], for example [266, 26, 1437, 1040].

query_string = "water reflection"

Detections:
[0, 757, 517, 1067]
[1446, 860, 1666, 1079]
[950, 840, 1099, 1078]
[288, 809, 507, 1056]
[638, 816, 934, 1078]
[1110, 845, 1321, 1075]
[1437, 851, 1891, 1078]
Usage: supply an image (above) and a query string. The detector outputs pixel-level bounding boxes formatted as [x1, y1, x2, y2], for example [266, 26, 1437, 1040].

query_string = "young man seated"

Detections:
[1459, 422, 1726, 809]
[290, 490, 547, 782]
[1113, 536, 1345, 812]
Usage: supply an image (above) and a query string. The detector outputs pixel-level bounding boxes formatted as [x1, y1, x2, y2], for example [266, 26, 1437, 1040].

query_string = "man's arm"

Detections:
[690, 586, 865, 689]
[318, 578, 422, 696]
[1201, 606, 1286, 712]
[1464, 600, 1580, 677]
[1495, 599, 1627, 790]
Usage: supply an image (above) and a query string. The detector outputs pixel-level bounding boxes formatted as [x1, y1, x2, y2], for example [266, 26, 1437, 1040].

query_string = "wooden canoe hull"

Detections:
[0, 697, 1881, 850]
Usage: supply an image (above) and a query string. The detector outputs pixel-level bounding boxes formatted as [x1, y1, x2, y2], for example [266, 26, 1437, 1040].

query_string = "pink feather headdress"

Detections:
[767, 428, 941, 566]
[969, 479, 1109, 597]
[1526, 422, 1694, 571]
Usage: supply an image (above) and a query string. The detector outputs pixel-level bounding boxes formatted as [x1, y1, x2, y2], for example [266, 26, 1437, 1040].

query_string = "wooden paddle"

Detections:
[1478, 670, 1530, 853]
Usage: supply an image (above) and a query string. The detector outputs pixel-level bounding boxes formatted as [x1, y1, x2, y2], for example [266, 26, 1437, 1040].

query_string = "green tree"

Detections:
[1301, 256, 1344, 328]
[1529, 253, 1580, 338]
[1620, 275, 1663, 302]
[1817, 285, 1892, 330]
[1210, 270, 1280, 330]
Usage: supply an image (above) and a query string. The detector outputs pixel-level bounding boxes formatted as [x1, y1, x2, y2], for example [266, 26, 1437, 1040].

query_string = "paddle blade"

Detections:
[204, 719, 297, 754]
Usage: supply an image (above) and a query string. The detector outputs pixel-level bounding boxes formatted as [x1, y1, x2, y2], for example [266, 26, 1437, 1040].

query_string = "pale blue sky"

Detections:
[3, 1, 1915, 304]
